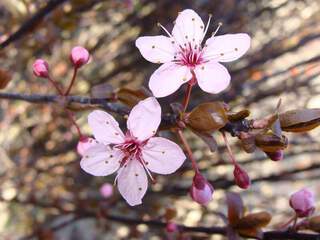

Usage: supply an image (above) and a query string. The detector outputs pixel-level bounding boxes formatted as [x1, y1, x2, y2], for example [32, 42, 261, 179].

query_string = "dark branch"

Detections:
[0, 0, 68, 49]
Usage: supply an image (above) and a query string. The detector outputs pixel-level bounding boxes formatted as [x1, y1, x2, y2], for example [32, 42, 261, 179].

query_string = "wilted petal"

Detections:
[80, 144, 123, 176]
[142, 137, 186, 174]
[127, 97, 161, 141]
[172, 9, 205, 47]
[88, 110, 125, 144]
[135, 36, 176, 63]
[194, 62, 230, 94]
[149, 62, 192, 98]
[203, 33, 251, 62]
[117, 160, 148, 206]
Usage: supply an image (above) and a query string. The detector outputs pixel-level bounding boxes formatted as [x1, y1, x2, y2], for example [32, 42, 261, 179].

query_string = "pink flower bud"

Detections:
[70, 46, 89, 68]
[99, 183, 113, 198]
[233, 165, 251, 189]
[33, 59, 49, 78]
[77, 136, 96, 156]
[290, 188, 315, 218]
[166, 222, 178, 233]
[265, 150, 284, 161]
[190, 172, 214, 205]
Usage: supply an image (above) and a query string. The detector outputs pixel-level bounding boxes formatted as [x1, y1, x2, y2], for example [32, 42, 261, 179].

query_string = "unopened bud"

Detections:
[265, 150, 284, 161]
[165, 222, 178, 233]
[70, 46, 90, 68]
[233, 165, 251, 189]
[33, 59, 49, 78]
[99, 183, 113, 198]
[290, 188, 315, 218]
[190, 172, 214, 205]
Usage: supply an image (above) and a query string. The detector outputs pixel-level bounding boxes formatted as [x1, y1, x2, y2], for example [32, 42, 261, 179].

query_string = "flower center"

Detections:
[115, 132, 145, 166]
[175, 44, 204, 68]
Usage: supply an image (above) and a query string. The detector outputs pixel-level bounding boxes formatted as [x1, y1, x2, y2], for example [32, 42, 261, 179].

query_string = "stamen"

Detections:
[114, 166, 124, 185]
[212, 22, 223, 37]
[200, 14, 212, 44]
[140, 159, 155, 183]
[157, 22, 173, 38]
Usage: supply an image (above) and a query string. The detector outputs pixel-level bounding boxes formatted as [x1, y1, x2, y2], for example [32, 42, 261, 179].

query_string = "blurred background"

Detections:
[0, 0, 320, 239]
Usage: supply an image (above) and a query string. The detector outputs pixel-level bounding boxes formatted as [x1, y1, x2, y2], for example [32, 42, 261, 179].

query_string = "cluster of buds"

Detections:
[32, 46, 89, 79]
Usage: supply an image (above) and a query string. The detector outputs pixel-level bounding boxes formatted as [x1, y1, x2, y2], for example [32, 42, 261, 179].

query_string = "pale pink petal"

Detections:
[149, 62, 192, 98]
[142, 137, 186, 174]
[135, 36, 176, 63]
[80, 144, 123, 176]
[202, 33, 251, 62]
[172, 9, 205, 47]
[127, 97, 161, 141]
[194, 62, 230, 94]
[77, 137, 98, 156]
[117, 159, 148, 206]
[88, 110, 125, 144]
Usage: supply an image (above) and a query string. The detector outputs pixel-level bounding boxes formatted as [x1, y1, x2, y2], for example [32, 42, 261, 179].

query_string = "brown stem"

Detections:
[221, 131, 237, 166]
[48, 76, 64, 95]
[66, 109, 82, 137]
[64, 67, 78, 96]
[182, 83, 193, 113]
[177, 129, 199, 173]
[182, 71, 196, 113]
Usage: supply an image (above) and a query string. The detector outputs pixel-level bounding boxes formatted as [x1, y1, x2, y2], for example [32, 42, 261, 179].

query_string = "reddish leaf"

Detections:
[235, 211, 272, 229]
[279, 108, 320, 132]
[0, 68, 12, 89]
[187, 102, 228, 134]
[226, 192, 245, 226]
[117, 87, 150, 107]
[191, 129, 218, 152]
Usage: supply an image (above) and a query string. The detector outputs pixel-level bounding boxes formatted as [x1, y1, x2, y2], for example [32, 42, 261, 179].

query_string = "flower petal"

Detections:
[202, 33, 251, 62]
[127, 97, 161, 141]
[149, 62, 192, 98]
[172, 9, 205, 47]
[80, 144, 123, 176]
[117, 160, 148, 206]
[142, 137, 186, 174]
[194, 62, 231, 94]
[135, 36, 176, 63]
[88, 110, 125, 144]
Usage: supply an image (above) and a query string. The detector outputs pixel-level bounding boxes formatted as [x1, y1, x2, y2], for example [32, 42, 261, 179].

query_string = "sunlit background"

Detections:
[0, 0, 320, 239]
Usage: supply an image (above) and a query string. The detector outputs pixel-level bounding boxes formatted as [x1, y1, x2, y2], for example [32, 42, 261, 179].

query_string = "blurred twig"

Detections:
[0, 0, 68, 49]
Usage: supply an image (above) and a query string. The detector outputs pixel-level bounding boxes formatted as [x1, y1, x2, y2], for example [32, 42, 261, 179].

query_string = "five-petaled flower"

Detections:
[80, 97, 186, 206]
[136, 9, 251, 97]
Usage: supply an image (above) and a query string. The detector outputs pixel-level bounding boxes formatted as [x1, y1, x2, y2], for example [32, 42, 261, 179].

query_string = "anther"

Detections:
[212, 22, 223, 37]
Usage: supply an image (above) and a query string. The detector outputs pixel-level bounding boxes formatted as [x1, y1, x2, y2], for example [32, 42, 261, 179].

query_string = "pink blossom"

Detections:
[233, 165, 251, 189]
[77, 136, 97, 156]
[70, 46, 90, 68]
[99, 183, 113, 198]
[290, 188, 315, 218]
[135, 9, 251, 98]
[166, 222, 178, 233]
[33, 59, 49, 78]
[190, 172, 214, 205]
[80, 97, 186, 206]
